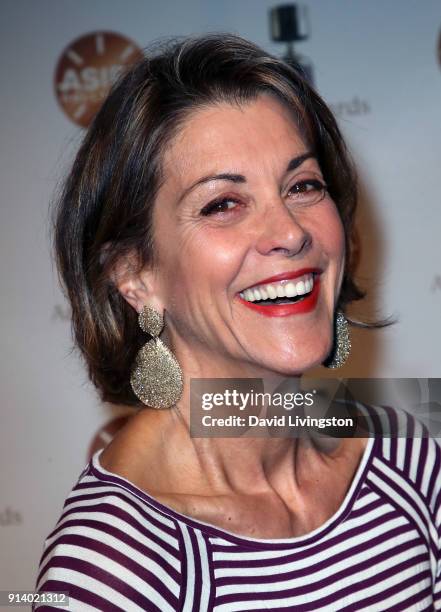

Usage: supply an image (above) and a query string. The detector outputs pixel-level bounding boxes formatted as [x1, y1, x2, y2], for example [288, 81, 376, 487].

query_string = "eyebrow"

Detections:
[177, 151, 315, 203]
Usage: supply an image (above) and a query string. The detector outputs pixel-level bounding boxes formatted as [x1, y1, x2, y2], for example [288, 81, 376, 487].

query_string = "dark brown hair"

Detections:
[53, 33, 392, 406]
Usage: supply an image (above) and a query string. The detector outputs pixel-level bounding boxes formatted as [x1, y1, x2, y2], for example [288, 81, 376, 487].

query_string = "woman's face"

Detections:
[147, 94, 345, 376]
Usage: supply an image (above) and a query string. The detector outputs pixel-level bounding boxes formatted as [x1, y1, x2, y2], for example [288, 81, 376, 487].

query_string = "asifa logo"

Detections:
[54, 31, 143, 128]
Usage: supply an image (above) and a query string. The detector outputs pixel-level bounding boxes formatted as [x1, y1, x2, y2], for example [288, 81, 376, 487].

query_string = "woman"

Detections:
[35, 34, 441, 611]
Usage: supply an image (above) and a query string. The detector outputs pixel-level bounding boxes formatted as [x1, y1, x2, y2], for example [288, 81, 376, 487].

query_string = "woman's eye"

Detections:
[200, 198, 239, 216]
[288, 179, 327, 203]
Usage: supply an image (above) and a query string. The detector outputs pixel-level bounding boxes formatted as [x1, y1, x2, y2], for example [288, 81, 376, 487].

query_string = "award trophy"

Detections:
[269, 3, 314, 85]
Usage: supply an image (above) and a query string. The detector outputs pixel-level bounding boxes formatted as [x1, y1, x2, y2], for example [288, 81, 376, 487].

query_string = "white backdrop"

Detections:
[1, 0, 440, 598]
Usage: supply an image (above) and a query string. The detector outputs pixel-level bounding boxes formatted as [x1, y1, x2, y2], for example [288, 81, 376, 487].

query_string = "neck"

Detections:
[139, 336, 326, 498]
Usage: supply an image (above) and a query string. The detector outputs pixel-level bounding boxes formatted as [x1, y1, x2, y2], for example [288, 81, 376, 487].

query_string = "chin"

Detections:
[248, 353, 325, 378]
[251, 336, 333, 376]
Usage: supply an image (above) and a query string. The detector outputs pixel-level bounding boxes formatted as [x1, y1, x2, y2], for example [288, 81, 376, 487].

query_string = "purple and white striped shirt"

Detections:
[35, 404, 441, 611]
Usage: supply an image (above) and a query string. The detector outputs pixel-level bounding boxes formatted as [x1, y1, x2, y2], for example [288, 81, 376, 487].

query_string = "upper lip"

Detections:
[241, 267, 322, 292]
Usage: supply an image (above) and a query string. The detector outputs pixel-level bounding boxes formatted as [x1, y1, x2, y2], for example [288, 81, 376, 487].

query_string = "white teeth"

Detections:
[295, 280, 306, 295]
[267, 285, 277, 299]
[259, 286, 269, 300]
[240, 273, 316, 303]
[285, 282, 297, 298]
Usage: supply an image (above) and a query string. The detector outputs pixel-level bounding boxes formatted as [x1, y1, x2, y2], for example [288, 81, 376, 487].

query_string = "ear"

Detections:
[107, 248, 164, 314]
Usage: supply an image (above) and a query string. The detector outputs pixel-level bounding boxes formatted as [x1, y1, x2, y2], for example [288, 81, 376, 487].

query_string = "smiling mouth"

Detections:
[239, 272, 315, 306]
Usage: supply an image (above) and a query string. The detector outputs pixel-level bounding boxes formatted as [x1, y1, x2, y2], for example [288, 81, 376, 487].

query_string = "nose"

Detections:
[254, 197, 312, 258]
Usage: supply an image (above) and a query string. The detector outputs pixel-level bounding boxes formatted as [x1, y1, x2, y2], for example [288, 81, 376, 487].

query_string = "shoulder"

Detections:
[361, 402, 441, 539]
[363, 403, 441, 500]
[34, 461, 184, 611]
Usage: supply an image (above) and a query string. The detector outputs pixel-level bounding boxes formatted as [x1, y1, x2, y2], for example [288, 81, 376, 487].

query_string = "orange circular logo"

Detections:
[54, 31, 143, 128]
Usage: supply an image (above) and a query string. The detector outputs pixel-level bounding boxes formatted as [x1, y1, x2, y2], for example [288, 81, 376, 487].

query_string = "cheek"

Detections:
[316, 203, 345, 261]
[304, 202, 345, 299]
[155, 220, 247, 302]
[320, 205, 346, 295]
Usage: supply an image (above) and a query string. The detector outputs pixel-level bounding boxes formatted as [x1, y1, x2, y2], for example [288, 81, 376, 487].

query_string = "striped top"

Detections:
[35, 404, 441, 611]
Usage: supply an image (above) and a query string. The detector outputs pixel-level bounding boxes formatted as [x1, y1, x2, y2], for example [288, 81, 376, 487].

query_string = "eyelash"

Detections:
[200, 179, 327, 216]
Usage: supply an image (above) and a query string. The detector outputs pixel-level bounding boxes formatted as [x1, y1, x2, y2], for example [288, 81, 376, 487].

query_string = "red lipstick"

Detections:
[238, 268, 321, 318]
[245, 267, 322, 289]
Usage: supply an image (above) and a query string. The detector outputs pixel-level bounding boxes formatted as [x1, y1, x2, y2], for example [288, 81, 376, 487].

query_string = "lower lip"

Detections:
[237, 276, 321, 317]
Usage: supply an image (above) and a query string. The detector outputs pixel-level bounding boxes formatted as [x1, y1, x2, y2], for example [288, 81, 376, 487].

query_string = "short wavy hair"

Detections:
[53, 33, 391, 406]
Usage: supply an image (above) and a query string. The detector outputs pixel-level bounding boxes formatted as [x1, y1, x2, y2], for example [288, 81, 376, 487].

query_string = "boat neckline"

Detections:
[90, 411, 380, 549]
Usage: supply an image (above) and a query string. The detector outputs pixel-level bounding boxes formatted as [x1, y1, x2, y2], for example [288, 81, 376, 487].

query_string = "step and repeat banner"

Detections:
[1, 0, 440, 597]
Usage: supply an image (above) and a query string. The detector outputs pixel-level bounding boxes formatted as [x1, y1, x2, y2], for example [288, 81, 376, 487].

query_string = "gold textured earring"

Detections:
[323, 310, 351, 369]
[130, 305, 183, 408]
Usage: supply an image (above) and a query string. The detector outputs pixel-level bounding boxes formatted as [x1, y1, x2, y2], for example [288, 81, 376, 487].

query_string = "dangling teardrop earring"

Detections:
[323, 310, 351, 369]
[130, 305, 183, 408]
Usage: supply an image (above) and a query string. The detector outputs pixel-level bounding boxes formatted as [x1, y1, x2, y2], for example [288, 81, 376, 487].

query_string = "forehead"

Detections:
[161, 94, 309, 183]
